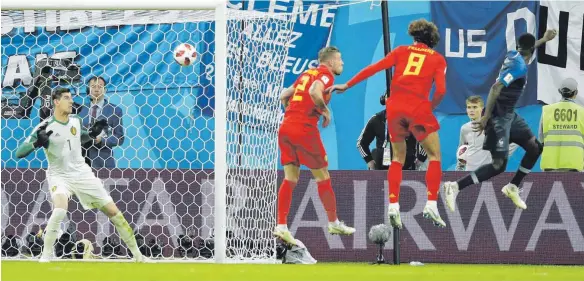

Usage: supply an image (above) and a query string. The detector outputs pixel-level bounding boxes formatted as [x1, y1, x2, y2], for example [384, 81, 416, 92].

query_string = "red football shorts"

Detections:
[386, 96, 440, 142]
[278, 123, 327, 169]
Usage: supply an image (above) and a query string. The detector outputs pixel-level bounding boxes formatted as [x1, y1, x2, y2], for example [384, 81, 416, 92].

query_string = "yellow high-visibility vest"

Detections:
[540, 100, 584, 171]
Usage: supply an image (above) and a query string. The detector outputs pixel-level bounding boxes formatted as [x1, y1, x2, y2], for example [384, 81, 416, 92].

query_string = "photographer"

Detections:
[17, 57, 82, 120]
[356, 94, 388, 170]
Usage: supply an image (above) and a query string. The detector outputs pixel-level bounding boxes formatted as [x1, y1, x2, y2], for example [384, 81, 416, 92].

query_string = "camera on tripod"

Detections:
[1, 57, 82, 120]
[40, 57, 81, 84]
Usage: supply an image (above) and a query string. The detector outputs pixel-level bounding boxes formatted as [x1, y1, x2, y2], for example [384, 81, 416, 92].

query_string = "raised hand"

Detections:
[34, 123, 53, 149]
[89, 119, 108, 138]
[543, 29, 557, 41]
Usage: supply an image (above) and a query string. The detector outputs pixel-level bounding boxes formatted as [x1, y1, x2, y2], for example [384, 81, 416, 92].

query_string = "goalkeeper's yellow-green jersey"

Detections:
[16, 114, 93, 177]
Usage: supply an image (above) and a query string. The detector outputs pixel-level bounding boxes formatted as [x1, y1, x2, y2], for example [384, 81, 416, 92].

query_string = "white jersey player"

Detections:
[457, 96, 517, 171]
[16, 88, 147, 263]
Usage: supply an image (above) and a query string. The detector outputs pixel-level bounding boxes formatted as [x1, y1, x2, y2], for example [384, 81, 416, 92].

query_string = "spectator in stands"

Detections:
[357, 93, 423, 170]
[457, 95, 517, 171]
[78, 76, 125, 168]
[539, 78, 584, 172]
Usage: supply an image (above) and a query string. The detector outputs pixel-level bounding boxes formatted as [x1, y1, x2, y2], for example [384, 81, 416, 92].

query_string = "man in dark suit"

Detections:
[78, 76, 125, 168]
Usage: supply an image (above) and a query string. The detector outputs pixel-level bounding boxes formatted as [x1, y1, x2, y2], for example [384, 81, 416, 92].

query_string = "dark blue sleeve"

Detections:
[497, 56, 527, 87]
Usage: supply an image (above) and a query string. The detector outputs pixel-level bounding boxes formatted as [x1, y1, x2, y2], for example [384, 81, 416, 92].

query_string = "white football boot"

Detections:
[443, 181, 459, 212]
[501, 183, 527, 209]
[328, 221, 356, 235]
[423, 202, 446, 228]
[387, 208, 403, 229]
[274, 225, 297, 246]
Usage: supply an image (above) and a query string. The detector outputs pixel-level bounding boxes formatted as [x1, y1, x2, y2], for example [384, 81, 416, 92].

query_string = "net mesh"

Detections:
[1, 9, 294, 262]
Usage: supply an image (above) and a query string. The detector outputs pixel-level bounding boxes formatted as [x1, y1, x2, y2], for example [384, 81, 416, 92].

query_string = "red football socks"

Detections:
[388, 161, 403, 203]
[426, 161, 442, 201]
[317, 178, 338, 222]
[277, 179, 297, 225]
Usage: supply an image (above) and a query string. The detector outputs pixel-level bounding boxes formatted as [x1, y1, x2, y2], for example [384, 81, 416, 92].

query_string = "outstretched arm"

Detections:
[328, 50, 398, 94]
[527, 30, 557, 62]
[16, 123, 51, 158]
[16, 142, 36, 159]
[347, 51, 397, 88]
[535, 30, 557, 49]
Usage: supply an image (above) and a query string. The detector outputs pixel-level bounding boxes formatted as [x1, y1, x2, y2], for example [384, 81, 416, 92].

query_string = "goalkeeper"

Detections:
[16, 88, 147, 263]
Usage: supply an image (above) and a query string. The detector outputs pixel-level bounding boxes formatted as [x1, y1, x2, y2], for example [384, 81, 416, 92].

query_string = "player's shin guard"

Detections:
[110, 212, 141, 258]
[426, 161, 441, 201]
[317, 178, 338, 222]
[277, 180, 297, 225]
[41, 208, 67, 259]
[388, 161, 403, 203]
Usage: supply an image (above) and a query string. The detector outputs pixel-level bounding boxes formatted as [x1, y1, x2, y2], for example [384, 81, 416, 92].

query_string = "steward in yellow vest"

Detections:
[539, 78, 584, 172]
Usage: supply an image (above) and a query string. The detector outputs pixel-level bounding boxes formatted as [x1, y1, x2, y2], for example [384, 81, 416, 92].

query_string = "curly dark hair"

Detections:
[408, 19, 440, 48]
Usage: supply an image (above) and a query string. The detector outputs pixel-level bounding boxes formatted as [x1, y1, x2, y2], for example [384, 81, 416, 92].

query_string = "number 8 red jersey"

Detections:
[347, 42, 446, 103]
[282, 65, 335, 127]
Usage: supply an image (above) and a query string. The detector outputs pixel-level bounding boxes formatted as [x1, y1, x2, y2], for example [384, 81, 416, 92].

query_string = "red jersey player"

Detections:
[329, 19, 447, 229]
[274, 46, 355, 245]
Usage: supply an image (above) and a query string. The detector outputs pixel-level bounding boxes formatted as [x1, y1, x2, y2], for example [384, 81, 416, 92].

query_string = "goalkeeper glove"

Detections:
[33, 123, 53, 149]
[89, 119, 108, 138]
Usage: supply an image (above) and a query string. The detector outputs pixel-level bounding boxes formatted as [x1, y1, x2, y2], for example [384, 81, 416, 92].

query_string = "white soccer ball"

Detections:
[457, 144, 469, 162]
[173, 43, 197, 66]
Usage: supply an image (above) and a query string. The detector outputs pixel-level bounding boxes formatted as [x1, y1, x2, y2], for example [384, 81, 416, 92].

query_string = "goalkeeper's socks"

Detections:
[426, 161, 441, 201]
[110, 212, 141, 258]
[388, 161, 403, 203]
[317, 178, 338, 222]
[277, 180, 297, 225]
[41, 208, 67, 259]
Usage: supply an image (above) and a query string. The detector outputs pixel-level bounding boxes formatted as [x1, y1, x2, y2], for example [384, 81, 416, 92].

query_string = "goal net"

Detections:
[1, 8, 294, 262]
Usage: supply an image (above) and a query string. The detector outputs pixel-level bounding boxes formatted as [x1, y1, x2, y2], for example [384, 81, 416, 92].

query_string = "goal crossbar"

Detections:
[0, 0, 225, 10]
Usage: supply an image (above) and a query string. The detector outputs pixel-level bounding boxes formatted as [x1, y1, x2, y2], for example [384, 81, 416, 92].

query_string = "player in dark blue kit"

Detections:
[443, 30, 557, 212]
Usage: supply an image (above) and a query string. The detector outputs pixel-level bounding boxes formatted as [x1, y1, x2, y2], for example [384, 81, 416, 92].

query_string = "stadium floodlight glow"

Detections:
[1, 0, 295, 264]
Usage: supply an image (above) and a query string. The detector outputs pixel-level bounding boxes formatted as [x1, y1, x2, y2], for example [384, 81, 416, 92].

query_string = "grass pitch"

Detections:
[2, 261, 583, 281]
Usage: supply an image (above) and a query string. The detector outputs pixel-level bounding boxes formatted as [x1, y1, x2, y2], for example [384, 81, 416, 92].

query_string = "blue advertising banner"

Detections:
[221, 0, 338, 130]
[431, 1, 539, 114]
[1, 4, 336, 169]
[1, 11, 214, 169]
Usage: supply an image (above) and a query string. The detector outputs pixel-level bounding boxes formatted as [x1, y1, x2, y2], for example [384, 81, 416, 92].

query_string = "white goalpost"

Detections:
[1, 0, 295, 263]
